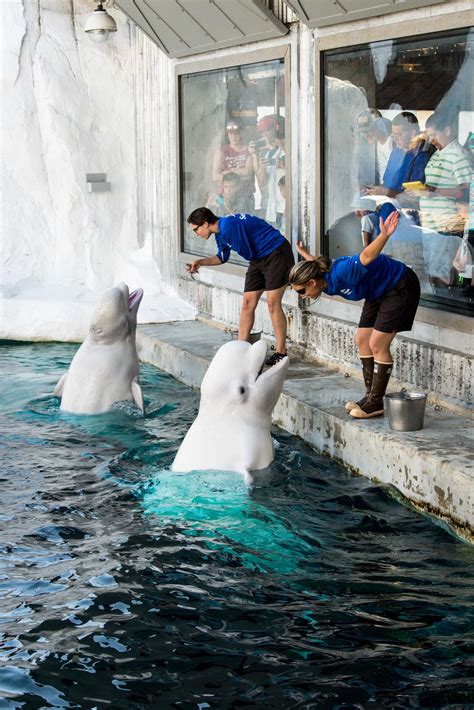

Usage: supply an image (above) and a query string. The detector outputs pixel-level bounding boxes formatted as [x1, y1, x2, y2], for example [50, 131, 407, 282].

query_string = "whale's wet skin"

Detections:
[1, 342, 473, 708]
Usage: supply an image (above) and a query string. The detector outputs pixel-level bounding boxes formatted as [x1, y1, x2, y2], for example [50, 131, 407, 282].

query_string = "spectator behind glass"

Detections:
[353, 197, 379, 247]
[249, 114, 285, 227]
[419, 111, 472, 290]
[211, 119, 254, 209]
[356, 109, 392, 191]
[366, 112, 435, 203]
[206, 172, 251, 216]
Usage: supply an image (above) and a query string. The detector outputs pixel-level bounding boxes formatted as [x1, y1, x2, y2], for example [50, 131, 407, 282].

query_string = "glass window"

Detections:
[323, 29, 474, 315]
[179, 58, 287, 265]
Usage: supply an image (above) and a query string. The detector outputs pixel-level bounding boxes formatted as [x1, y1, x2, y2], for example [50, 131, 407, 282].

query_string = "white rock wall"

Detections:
[0, 0, 194, 342]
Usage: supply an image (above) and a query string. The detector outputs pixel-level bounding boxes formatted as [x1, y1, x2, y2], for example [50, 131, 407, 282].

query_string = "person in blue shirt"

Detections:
[365, 112, 435, 202]
[186, 207, 295, 366]
[289, 206, 420, 419]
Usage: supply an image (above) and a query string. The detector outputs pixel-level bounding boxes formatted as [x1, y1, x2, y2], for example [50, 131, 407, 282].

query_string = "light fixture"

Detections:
[85, 1, 117, 44]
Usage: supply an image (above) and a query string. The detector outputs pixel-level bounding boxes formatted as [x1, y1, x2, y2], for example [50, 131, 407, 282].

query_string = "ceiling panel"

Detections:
[114, 0, 289, 58]
[284, 0, 451, 28]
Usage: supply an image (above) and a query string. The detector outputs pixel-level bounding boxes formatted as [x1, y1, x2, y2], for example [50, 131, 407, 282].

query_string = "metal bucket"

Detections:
[226, 329, 261, 344]
[384, 391, 427, 432]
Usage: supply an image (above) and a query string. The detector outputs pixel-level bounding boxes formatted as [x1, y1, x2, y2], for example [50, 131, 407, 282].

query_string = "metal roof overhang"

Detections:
[284, 0, 451, 28]
[113, 0, 289, 58]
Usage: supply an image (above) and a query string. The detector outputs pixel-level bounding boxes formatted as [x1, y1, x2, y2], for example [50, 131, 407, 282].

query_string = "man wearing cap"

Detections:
[185, 207, 294, 366]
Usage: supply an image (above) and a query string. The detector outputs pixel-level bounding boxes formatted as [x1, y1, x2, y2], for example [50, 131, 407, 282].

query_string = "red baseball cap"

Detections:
[257, 114, 285, 134]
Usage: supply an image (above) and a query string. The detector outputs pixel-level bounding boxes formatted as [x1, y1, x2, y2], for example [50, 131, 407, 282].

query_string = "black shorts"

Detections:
[244, 240, 295, 293]
[358, 267, 421, 333]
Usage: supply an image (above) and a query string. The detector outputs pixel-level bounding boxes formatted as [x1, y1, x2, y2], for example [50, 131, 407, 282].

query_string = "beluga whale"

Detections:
[54, 283, 144, 415]
[172, 339, 289, 475]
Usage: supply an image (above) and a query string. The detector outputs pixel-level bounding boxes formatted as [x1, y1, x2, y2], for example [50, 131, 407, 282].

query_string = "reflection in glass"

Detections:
[179, 59, 286, 263]
[324, 30, 473, 315]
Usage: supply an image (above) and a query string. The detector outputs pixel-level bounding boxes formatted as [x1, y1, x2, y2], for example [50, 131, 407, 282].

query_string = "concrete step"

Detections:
[137, 321, 473, 542]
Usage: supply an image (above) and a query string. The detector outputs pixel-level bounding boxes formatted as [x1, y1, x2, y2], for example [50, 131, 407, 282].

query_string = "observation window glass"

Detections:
[323, 29, 474, 315]
[179, 58, 287, 265]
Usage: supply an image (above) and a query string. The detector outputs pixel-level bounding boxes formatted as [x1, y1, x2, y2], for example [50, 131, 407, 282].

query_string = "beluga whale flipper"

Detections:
[54, 283, 144, 415]
[172, 339, 288, 475]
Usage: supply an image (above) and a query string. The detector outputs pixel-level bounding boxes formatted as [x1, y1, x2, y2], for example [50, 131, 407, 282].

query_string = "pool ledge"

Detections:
[137, 321, 473, 543]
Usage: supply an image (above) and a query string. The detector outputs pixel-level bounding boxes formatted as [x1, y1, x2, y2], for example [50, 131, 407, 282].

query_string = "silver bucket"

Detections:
[226, 329, 261, 344]
[385, 391, 427, 432]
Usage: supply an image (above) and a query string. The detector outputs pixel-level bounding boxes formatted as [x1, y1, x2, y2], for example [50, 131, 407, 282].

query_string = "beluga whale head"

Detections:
[89, 283, 143, 344]
[200, 339, 287, 421]
[172, 339, 289, 475]
[54, 283, 145, 415]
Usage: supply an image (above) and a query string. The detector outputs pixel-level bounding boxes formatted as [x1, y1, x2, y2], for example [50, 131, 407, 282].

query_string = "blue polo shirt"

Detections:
[325, 254, 406, 301]
[215, 214, 286, 263]
[383, 146, 432, 192]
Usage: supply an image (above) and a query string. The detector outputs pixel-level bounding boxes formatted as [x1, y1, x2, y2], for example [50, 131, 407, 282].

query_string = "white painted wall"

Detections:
[0, 0, 194, 342]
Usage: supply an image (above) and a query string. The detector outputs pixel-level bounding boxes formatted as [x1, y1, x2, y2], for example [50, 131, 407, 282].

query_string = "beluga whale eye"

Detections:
[232, 381, 247, 400]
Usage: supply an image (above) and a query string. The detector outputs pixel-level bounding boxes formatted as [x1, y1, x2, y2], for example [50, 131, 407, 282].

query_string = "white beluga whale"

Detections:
[172, 339, 289, 475]
[54, 283, 144, 415]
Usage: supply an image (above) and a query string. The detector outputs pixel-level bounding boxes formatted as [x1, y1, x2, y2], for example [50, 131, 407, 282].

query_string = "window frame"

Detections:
[316, 9, 473, 321]
[176, 44, 292, 274]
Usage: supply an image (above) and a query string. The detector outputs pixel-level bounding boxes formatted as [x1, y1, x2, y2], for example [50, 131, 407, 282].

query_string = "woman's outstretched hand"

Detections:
[379, 210, 399, 238]
[296, 241, 316, 261]
[360, 209, 400, 266]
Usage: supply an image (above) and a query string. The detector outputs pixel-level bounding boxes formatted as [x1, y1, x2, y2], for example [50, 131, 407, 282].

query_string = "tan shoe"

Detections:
[350, 402, 384, 418]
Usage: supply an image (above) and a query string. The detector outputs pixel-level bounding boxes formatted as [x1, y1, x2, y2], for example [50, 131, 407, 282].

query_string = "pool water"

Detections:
[0, 341, 473, 709]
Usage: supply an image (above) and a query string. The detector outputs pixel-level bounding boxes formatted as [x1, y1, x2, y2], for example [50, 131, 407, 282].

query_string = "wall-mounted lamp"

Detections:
[85, 1, 117, 43]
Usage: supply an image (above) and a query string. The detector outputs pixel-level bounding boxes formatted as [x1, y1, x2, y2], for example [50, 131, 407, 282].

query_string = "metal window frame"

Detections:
[315, 9, 474, 323]
[176, 44, 292, 275]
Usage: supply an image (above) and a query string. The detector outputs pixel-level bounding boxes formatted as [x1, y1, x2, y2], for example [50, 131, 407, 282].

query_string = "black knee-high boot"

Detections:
[345, 356, 374, 413]
[350, 361, 392, 419]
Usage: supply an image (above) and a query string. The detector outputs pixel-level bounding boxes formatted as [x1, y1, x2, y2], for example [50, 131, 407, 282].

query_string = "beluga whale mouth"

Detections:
[254, 343, 288, 383]
[246, 339, 288, 386]
[128, 288, 144, 311]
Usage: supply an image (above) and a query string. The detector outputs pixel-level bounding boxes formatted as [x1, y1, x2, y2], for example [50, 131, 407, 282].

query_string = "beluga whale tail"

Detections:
[172, 339, 289, 475]
[54, 283, 144, 415]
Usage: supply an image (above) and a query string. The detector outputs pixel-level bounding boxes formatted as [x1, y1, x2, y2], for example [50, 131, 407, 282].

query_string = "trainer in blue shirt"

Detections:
[288, 204, 420, 420]
[186, 208, 294, 366]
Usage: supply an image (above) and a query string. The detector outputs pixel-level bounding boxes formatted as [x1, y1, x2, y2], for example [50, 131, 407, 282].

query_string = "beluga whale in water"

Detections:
[172, 339, 289, 475]
[54, 283, 144, 415]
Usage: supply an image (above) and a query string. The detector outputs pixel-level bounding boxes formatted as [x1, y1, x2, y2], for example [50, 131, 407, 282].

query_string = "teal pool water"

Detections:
[0, 341, 473, 708]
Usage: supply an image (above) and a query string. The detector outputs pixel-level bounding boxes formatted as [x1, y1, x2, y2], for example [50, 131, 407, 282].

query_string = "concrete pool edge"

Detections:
[136, 321, 473, 543]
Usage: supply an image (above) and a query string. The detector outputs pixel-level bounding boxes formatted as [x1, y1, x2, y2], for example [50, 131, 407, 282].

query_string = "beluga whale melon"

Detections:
[172, 339, 289, 475]
[54, 283, 144, 415]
